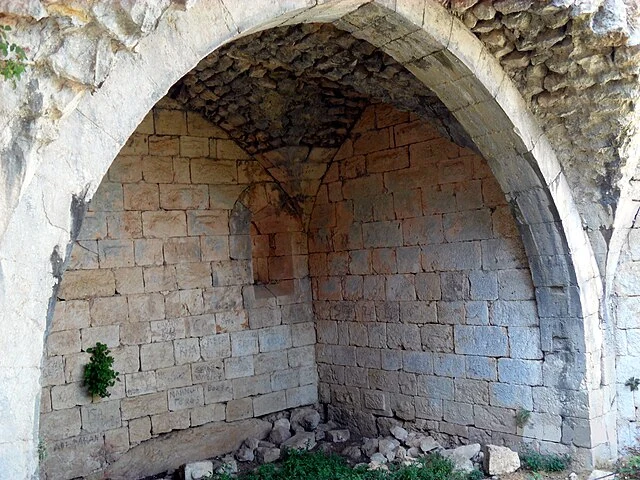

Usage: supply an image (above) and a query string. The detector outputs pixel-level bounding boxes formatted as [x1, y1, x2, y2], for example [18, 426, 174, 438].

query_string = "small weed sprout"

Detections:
[83, 342, 119, 399]
[626, 377, 640, 392]
[515, 407, 532, 429]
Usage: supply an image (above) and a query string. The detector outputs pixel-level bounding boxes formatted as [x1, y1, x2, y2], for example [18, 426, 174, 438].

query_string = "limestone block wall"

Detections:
[39, 104, 317, 480]
[311, 104, 551, 448]
[613, 219, 640, 449]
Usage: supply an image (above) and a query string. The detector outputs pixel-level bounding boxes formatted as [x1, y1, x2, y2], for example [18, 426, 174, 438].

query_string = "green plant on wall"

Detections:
[0, 25, 27, 84]
[83, 342, 119, 398]
[626, 377, 640, 391]
[515, 407, 532, 429]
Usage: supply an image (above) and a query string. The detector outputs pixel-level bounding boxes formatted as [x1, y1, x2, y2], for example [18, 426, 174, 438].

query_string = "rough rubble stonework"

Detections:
[0, 1, 639, 478]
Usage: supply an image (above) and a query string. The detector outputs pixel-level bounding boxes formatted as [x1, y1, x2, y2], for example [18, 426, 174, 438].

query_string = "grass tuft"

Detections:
[519, 449, 570, 473]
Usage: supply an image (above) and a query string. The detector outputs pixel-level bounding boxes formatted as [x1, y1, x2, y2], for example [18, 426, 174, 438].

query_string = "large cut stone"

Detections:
[104, 418, 271, 479]
[484, 444, 521, 475]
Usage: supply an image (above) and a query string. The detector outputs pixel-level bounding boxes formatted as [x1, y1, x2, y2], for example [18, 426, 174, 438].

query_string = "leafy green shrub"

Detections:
[83, 342, 119, 398]
[207, 449, 478, 480]
[0, 25, 27, 84]
[467, 468, 484, 480]
[618, 455, 640, 479]
[520, 449, 570, 472]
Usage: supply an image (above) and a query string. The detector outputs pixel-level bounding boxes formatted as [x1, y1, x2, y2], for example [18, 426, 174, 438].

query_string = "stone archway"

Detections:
[0, 1, 606, 477]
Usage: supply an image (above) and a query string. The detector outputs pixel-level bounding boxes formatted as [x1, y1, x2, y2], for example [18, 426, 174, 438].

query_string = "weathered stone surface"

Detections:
[282, 432, 317, 451]
[104, 418, 271, 480]
[484, 444, 521, 475]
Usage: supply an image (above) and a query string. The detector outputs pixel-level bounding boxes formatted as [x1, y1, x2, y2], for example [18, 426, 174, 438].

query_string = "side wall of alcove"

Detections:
[310, 104, 561, 452]
[612, 214, 640, 449]
[40, 100, 317, 480]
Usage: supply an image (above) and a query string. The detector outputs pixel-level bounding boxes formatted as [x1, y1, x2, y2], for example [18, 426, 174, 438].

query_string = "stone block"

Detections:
[491, 300, 538, 326]
[126, 371, 157, 396]
[386, 274, 416, 301]
[362, 221, 403, 248]
[443, 210, 492, 242]
[288, 346, 315, 368]
[420, 324, 454, 353]
[156, 365, 192, 390]
[164, 237, 202, 264]
[151, 319, 186, 342]
[497, 269, 534, 300]
[151, 410, 191, 435]
[191, 403, 226, 427]
[498, 358, 543, 385]
[51, 382, 92, 410]
[203, 286, 243, 313]
[253, 391, 287, 417]
[109, 155, 143, 183]
[63, 352, 91, 383]
[129, 416, 152, 445]
[168, 385, 204, 411]
[47, 330, 81, 356]
[121, 322, 152, 345]
[154, 108, 187, 135]
[232, 373, 270, 399]
[128, 293, 165, 322]
[465, 301, 489, 325]
[422, 242, 482, 271]
[286, 385, 318, 409]
[387, 323, 421, 351]
[180, 136, 209, 157]
[112, 345, 140, 374]
[259, 325, 292, 353]
[121, 392, 168, 420]
[68, 240, 99, 270]
[433, 353, 466, 377]
[192, 360, 225, 383]
[42, 356, 65, 387]
[98, 239, 135, 268]
[414, 272, 441, 301]
[454, 325, 508, 357]
[291, 322, 316, 346]
[415, 397, 443, 420]
[226, 398, 253, 421]
[468, 270, 498, 300]
[114, 267, 145, 294]
[40, 408, 81, 441]
[443, 400, 474, 425]
[200, 334, 231, 360]
[77, 211, 108, 241]
[58, 269, 116, 300]
[142, 211, 187, 238]
[140, 341, 175, 371]
[254, 351, 288, 375]
[81, 400, 121, 433]
[473, 405, 516, 434]
[204, 380, 233, 404]
[225, 356, 254, 379]
[51, 300, 90, 332]
[149, 135, 180, 156]
[402, 216, 444, 245]
[509, 327, 542, 359]
[490, 383, 533, 410]
[455, 378, 489, 405]
[134, 239, 164, 266]
[166, 290, 205, 319]
[417, 375, 454, 400]
[466, 356, 497, 381]
[143, 265, 177, 292]
[191, 158, 237, 184]
[91, 182, 124, 212]
[123, 183, 159, 211]
[403, 351, 433, 374]
[142, 156, 174, 183]
[81, 325, 120, 350]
